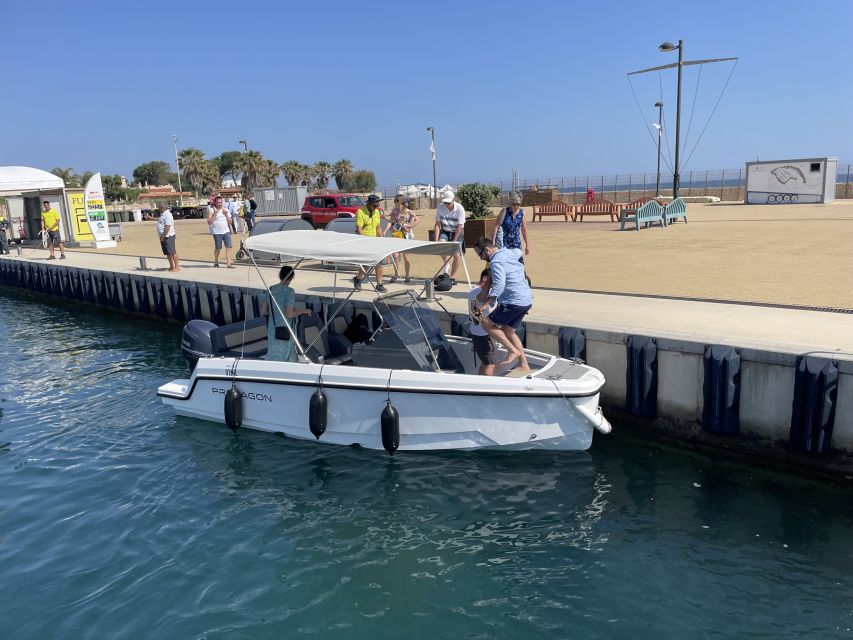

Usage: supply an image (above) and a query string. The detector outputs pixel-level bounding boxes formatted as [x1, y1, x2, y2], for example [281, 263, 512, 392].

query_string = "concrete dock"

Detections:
[2, 249, 851, 476]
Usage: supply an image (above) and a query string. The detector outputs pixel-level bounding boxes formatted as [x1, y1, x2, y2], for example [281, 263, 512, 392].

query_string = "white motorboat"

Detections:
[157, 231, 611, 452]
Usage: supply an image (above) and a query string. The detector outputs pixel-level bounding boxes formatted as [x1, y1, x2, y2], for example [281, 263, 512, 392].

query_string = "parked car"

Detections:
[301, 194, 366, 228]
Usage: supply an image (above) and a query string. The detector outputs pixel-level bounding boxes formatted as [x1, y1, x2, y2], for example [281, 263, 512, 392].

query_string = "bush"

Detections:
[341, 169, 376, 193]
[455, 183, 500, 218]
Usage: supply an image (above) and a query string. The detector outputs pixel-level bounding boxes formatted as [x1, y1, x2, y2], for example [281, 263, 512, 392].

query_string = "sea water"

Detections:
[0, 290, 851, 639]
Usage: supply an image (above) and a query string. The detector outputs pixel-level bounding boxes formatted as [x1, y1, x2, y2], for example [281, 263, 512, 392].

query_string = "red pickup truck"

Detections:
[301, 194, 366, 228]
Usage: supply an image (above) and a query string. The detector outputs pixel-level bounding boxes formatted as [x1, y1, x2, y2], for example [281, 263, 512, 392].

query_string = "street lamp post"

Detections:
[654, 101, 664, 197]
[172, 134, 183, 207]
[239, 139, 248, 152]
[426, 126, 437, 207]
[659, 40, 683, 198]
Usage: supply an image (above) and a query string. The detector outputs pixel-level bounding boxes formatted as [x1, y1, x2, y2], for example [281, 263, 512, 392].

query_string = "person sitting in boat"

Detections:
[473, 237, 532, 372]
[468, 268, 500, 376]
[260, 265, 313, 362]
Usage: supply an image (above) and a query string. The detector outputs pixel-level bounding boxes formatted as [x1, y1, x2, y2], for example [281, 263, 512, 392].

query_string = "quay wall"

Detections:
[1, 257, 851, 477]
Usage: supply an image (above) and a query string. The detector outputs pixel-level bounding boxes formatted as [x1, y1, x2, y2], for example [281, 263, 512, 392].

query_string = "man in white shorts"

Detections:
[433, 189, 465, 283]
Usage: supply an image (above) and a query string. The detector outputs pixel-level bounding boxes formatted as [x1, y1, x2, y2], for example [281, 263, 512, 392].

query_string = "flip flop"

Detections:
[227, 265, 235, 269]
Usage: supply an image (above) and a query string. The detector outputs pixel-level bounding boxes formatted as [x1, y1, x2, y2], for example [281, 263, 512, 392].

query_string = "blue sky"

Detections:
[3, 0, 851, 188]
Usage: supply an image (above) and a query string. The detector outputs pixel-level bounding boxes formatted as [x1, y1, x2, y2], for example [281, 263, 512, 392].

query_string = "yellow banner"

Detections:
[69, 191, 94, 241]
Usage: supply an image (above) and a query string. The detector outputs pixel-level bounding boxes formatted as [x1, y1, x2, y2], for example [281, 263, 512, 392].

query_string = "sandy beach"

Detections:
[70, 200, 853, 310]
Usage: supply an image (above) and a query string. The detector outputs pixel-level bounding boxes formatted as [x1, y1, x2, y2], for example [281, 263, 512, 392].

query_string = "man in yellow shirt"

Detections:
[353, 194, 386, 292]
[41, 200, 66, 260]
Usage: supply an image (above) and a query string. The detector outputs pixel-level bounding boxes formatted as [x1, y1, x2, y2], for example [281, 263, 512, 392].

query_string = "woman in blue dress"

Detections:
[491, 191, 530, 259]
[260, 266, 313, 362]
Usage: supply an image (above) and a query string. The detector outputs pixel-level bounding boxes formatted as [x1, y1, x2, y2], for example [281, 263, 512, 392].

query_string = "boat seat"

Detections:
[210, 317, 269, 358]
[300, 316, 353, 365]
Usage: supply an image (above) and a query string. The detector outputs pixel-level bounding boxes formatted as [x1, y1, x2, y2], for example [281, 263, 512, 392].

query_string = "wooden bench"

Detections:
[620, 200, 665, 231]
[575, 198, 619, 222]
[663, 197, 688, 225]
[531, 200, 574, 222]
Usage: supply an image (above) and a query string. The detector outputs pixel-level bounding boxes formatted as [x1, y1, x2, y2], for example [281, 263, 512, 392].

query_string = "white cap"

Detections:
[441, 190, 455, 203]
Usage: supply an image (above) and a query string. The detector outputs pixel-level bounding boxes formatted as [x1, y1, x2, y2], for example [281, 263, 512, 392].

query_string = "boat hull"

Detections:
[158, 359, 608, 452]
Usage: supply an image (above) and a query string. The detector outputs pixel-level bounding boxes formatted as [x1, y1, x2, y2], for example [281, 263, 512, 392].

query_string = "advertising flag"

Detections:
[429, 140, 436, 161]
[84, 173, 112, 243]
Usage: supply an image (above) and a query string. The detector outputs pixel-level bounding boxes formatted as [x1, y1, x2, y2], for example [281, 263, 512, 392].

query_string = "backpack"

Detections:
[344, 312, 372, 344]
[433, 273, 453, 292]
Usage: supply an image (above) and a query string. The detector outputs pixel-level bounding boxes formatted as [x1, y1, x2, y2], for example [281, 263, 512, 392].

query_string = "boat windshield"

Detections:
[374, 293, 464, 373]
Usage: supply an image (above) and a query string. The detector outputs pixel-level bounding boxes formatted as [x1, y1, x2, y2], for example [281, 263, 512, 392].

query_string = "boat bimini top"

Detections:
[245, 230, 461, 267]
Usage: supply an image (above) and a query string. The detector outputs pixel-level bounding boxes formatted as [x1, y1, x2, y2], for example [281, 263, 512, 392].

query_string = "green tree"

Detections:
[312, 161, 333, 191]
[455, 183, 501, 217]
[50, 167, 81, 187]
[332, 159, 353, 190]
[102, 174, 123, 201]
[132, 160, 172, 187]
[178, 148, 210, 195]
[348, 169, 377, 193]
[80, 171, 94, 186]
[213, 151, 243, 186]
[259, 159, 280, 188]
[280, 160, 312, 187]
[235, 150, 271, 192]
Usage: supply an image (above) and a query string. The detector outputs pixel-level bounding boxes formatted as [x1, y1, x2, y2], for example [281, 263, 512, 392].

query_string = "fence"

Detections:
[378, 163, 853, 205]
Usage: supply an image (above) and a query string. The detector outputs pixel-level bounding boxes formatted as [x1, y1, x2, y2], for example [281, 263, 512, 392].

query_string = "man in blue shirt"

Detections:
[473, 237, 532, 371]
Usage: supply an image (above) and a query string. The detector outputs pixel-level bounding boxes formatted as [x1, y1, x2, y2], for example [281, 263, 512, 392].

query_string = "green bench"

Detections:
[664, 197, 688, 225]
[620, 200, 665, 231]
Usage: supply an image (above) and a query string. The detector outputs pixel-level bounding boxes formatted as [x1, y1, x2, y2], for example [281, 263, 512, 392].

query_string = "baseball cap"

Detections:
[366, 194, 382, 204]
[441, 190, 455, 203]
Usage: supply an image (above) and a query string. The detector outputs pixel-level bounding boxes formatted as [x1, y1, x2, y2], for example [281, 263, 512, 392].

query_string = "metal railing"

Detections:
[378, 163, 853, 204]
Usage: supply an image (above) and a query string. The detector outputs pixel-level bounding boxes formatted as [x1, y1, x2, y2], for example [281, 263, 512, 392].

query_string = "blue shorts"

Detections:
[487, 303, 530, 330]
[213, 232, 232, 250]
[438, 230, 465, 253]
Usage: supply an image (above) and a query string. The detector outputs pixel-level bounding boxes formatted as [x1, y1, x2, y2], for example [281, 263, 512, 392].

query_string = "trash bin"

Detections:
[108, 211, 117, 223]
[132, 210, 142, 223]
[119, 210, 130, 222]
[586, 188, 596, 203]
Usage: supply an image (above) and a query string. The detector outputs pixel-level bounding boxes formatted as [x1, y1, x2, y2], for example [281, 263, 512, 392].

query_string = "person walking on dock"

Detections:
[156, 202, 180, 272]
[243, 193, 255, 232]
[41, 200, 66, 260]
[229, 196, 244, 234]
[207, 195, 235, 268]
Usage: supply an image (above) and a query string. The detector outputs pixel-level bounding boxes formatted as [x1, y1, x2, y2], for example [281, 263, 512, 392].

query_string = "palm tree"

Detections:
[312, 161, 333, 191]
[332, 159, 353, 191]
[260, 160, 279, 187]
[280, 160, 304, 187]
[80, 171, 94, 186]
[178, 148, 209, 196]
[50, 167, 81, 187]
[236, 150, 268, 191]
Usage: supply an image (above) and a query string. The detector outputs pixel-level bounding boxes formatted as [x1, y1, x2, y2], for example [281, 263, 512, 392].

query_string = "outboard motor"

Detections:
[181, 319, 218, 372]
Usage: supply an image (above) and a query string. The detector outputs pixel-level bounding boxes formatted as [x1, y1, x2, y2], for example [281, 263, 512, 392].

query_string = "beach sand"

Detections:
[71, 201, 853, 309]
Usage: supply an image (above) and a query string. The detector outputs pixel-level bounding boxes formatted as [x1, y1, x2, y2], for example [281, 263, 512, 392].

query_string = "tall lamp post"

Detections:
[654, 101, 664, 197]
[239, 139, 248, 152]
[172, 134, 183, 207]
[426, 126, 437, 207]
[659, 40, 683, 198]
